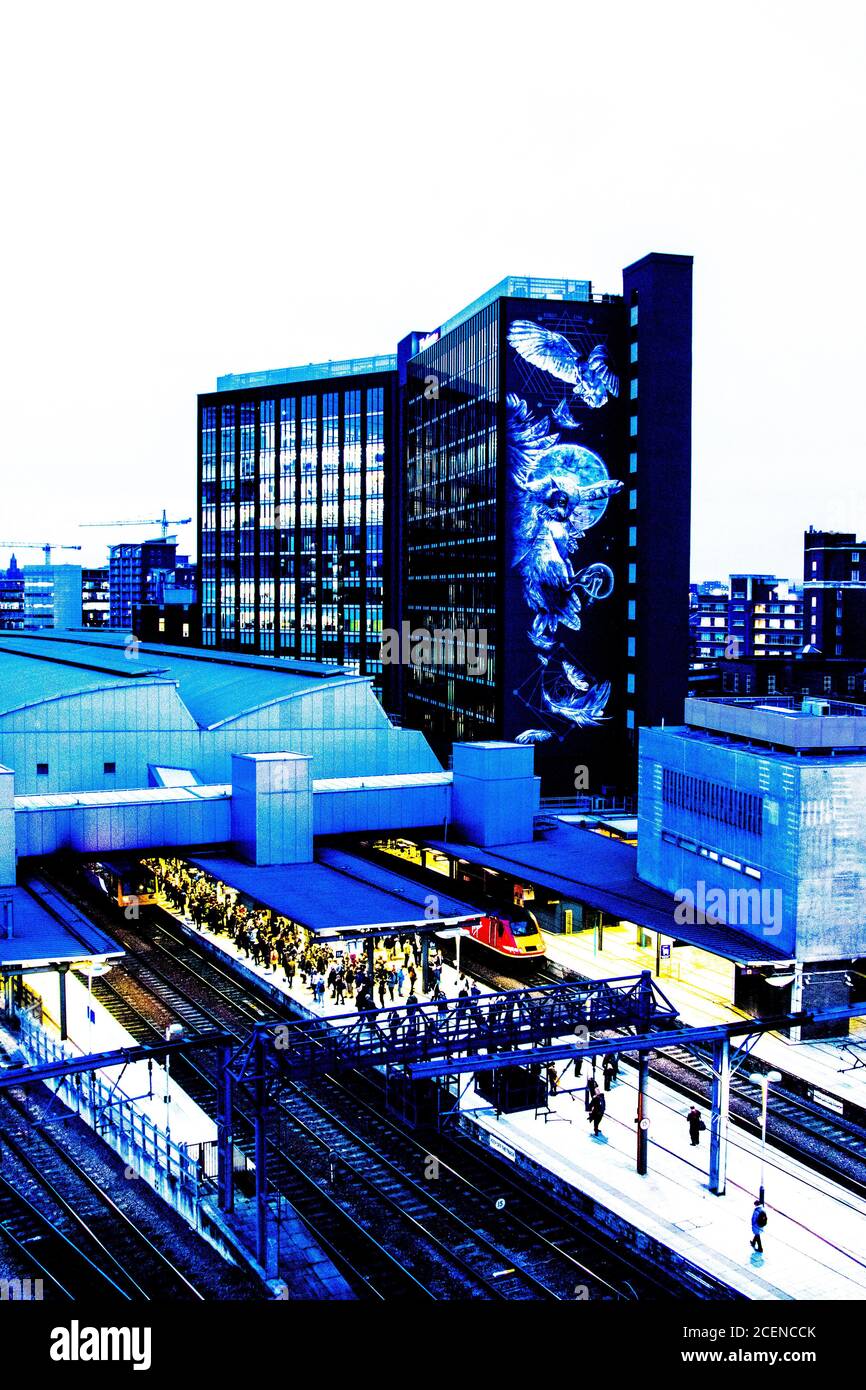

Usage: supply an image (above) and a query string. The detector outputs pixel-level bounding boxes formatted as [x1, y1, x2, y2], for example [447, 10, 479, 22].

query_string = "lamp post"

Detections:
[749, 1069, 781, 1204]
[163, 1022, 184, 1145]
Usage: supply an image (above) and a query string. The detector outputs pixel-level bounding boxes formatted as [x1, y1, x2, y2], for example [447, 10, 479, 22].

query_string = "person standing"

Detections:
[750, 1200, 768, 1253]
[585, 1073, 599, 1114]
[588, 1090, 606, 1136]
[687, 1106, 703, 1147]
[602, 1053, 617, 1092]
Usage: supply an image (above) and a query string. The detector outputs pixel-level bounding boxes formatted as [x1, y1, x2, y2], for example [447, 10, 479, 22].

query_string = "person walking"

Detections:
[588, 1090, 606, 1136]
[585, 1073, 599, 1114]
[396, 965, 406, 997]
[750, 1200, 768, 1253]
[602, 1053, 617, 1092]
[687, 1105, 704, 1147]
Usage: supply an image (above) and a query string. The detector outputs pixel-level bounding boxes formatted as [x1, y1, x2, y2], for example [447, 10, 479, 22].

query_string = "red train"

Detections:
[464, 910, 546, 966]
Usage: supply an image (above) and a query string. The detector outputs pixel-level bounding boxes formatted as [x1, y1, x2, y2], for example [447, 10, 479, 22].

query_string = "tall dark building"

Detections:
[401, 258, 693, 788]
[804, 528, 866, 657]
[199, 358, 396, 691]
[197, 257, 693, 789]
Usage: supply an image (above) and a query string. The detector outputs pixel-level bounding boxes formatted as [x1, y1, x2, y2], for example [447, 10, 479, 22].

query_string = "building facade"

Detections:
[804, 527, 866, 657]
[23, 564, 82, 629]
[197, 256, 693, 789]
[198, 360, 395, 694]
[638, 695, 866, 1035]
[109, 539, 178, 629]
[82, 566, 110, 627]
[0, 558, 24, 630]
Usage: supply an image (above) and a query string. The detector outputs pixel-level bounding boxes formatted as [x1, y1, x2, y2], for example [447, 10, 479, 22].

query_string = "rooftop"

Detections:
[0, 630, 366, 730]
[0, 881, 123, 971]
[423, 824, 790, 965]
[215, 354, 397, 393]
[682, 695, 866, 752]
[188, 851, 480, 936]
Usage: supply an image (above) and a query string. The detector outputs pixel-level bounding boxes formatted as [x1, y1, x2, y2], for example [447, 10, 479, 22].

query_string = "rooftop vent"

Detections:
[801, 697, 830, 717]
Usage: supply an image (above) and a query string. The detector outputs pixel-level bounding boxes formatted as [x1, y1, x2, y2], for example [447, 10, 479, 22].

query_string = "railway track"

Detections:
[0, 1087, 205, 1301]
[40, 865, 731, 1299]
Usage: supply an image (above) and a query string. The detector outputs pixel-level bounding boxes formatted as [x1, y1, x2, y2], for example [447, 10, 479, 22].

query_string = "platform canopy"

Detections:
[187, 853, 481, 938]
[0, 883, 124, 974]
[424, 823, 792, 966]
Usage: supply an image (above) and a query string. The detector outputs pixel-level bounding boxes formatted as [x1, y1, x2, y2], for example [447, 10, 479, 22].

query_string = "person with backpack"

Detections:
[750, 1199, 768, 1253]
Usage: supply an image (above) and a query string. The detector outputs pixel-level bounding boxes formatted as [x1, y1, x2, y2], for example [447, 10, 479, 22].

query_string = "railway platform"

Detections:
[458, 1056, 866, 1301]
[545, 932, 866, 1115]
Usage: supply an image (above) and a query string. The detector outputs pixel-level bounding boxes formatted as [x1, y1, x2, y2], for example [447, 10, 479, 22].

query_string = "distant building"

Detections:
[82, 566, 110, 628]
[690, 574, 803, 662]
[638, 695, 866, 1037]
[0, 556, 24, 630]
[109, 539, 178, 629]
[132, 596, 200, 646]
[22, 564, 82, 629]
[804, 527, 866, 657]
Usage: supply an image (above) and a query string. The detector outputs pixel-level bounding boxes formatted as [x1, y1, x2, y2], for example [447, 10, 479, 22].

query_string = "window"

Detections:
[630, 342, 638, 363]
[768, 674, 776, 693]
[627, 673, 635, 693]
[627, 636, 636, 657]
[628, 489, 637, 510]
[630, 379, 638, 399]
[629, 526, 637, 547]
[629, 416, 638, 437]
[628, 563, 637, 584]
[36, 763, 48, 775]
[661, 768, 763, 835]
[104, 761, 116, 774]
[629, 451, 637, 473]
[628, 599, 636, 620]
[630, 304, 638, 326]
[626, 709, 635, 729]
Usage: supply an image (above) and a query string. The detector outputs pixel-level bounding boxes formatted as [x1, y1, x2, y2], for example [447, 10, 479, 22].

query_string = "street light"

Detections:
[749, 1069, 782, 1204]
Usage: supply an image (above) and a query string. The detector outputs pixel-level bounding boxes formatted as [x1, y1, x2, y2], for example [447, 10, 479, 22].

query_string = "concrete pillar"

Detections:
[0, 764, 15, 889]
[58, 965, 68, 1042]
[636, 1051, 650, 1175]
[709, 1037, 730, 1195]
[451, 743, 539, 846]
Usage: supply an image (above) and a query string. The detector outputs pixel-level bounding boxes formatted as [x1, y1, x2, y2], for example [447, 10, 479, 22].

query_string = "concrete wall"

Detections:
[231, 753, 312, 866]
[312, 780, 450, 837]
[451, 742, 539, 846]
[15, 793, 231, 858]
[638, 725, 866, 961]
[0, 765, 14, 887]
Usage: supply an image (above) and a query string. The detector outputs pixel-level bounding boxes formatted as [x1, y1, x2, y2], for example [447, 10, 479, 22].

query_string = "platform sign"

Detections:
[812, 1088, 845, 1116]
[660, 944, 671, 959]
[489, 1135, 517, 1163]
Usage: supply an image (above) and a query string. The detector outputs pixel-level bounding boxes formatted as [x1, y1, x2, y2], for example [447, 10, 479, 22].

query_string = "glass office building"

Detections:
[199, 362, 394, 688]
[198, 259, 692, 790]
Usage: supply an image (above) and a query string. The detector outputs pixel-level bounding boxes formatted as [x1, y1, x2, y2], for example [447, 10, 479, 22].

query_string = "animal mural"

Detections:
[506, 318, 622, 745]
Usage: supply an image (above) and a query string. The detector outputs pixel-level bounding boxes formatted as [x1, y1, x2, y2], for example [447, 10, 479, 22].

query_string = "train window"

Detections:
[104, 761, 116, 774]
[36, 763, 48, 776]
[497, 922, 504, 937]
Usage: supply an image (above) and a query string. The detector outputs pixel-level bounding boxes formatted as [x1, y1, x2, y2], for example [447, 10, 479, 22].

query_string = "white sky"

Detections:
[1, 0, 863, 581]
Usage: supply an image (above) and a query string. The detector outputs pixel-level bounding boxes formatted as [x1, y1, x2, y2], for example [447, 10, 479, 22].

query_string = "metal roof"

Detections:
[423, 824, 791, 965]
[0, 883, 124, 971]
[0, 631, 365, 729]
[187, 853, 479, 936]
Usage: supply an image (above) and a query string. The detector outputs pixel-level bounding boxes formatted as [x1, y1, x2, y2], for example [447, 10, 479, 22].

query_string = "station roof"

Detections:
[187, 852, 480, 936]
[0, 630, 364, 729]
[0, 882, 124, 973]
[423, 825, 791, 965]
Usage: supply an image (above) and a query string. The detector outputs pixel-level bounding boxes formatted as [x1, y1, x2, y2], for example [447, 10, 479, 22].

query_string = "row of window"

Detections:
[661, 829, 762, 880]
[662, 768, 763, 836]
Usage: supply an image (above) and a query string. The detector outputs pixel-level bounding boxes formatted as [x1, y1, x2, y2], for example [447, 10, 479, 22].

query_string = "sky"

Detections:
[0, 0, 863, 581]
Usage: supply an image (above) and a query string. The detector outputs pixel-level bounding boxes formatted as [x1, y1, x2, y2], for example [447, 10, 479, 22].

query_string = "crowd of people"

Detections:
[146, 857, 479, 1013]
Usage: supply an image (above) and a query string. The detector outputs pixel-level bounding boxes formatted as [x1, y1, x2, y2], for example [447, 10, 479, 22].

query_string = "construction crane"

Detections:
[0, 541, 82, 566]
[81, 510, 191, 541]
